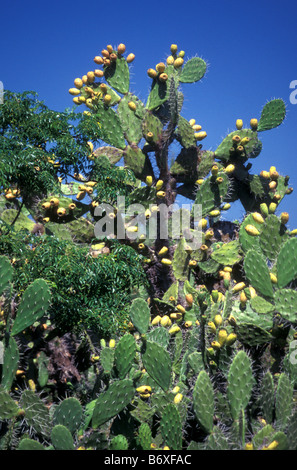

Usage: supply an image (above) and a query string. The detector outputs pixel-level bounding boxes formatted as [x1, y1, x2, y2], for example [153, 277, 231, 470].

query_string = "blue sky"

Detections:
[1, 0, 297, 227]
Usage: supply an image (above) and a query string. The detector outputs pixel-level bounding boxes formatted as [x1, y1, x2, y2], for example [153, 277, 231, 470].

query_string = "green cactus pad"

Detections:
[146, 76, 169, 110]
[100, 347, 115, 375]
[0, 389, 20, 419]
[142, 340, 172, 391]
[179, 57, 207, 83]
[1, 337, 19, 391]
[51, 424, 74, 450]
[11, 279, 51, 336]
[257, 99, 286, 132]
[160, 403, 183, 450]
[20, 390, 51, 437]
[147, 326, 170, 349]
[130, 298, 150, 335]
[110, 434, 129, 450]
[138, 422, 152, 450]
[260, 371, 275, 424]
[18, 438, 46, 450]
[259, 214, 287, 261]
[236, 323, 273, 346]
[211, 240, 242, 266]
[274, 288, 297, 323]
[92, 379, 135, 428]
[175, 116, 197, 148]
[53, 397, 83, 434]
[114, 333, 136, 379]
[172, 237, 190, 281]
[227, 350, 254, 420]
[170, 147, 200, 180]
[104, 56, 130, 94]
[193, 370, 214, 434]
[276, 237, 297, 288]
[0, 255, 13, 296]
[117, 94, 144, 145]
[94, 102, 126, 149]
[0, 209, 35, 232]
[244, 249, 274, 298]
[142, 109, 163, 145]
[193, 171, 229, 217]
[124, 145, 151, 181]
[238, 213, 263, 253]
[36, 351, 49, 388]
[215, 129, 262, 162]
[250, 296, 275, 314]
[275, 373, 293, 429]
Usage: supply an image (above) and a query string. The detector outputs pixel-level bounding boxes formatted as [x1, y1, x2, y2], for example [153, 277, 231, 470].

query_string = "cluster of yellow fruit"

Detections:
[3, 187, 21, 200]
[147, 44, 185, 83]
[41, 197, 76, 223]
[188, 118, 207, 142]
[151, 301, 199, 332]
[69, 43, 134, 107]
[235, 118, 258, 131]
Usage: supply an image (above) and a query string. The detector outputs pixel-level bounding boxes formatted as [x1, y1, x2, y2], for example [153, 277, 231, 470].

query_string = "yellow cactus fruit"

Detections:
[260, 170, 270, 179]
[280, 212, 289, 224]
[249, 286, 257, 298]
[159, 73, 168, 82]
[189, 260, 197, 267]
[147, 68, 158, 79]
[94, 56, 104, 65]
[69, 87, 81, 96]
[68, 203, 76, 210]
[160, 315, 171, 327]
[166, 56, 174, 65]
[223, 266, 232, 273]
[211, 341, 221, 350]
[42, 201, 51, 210]
[109, 339, 116, 348]
[126, 226, 138, 233]
[156, 179, 164, 190]
[86, 71, 95, 83]
[236, 119, 243, 130]
[169, 325, 181, 335]
[74, 78, 83, 89]
[50, 197, 59, 207]
[156, 62, 166, 73]
[269, 180, 277, 190]
[185, 294, 194, 306]
[189, 119, 196, 126]
[218, 328, 228, 346]
[158, 246, 168, 256]
[270, 273, 278, 284]
[170, 312, 183, 320]
[126, 53, 135, 63]
[170, 44, 178, 54]
[245, 224, 260, 236]
[128, 101, 137, 111]
[94, 69, 104, 78]
[214, 314, 223, 327]
[245, 443, 254, 450]
[178, 51, 185, 58]
[225, 333, 237, 346]
[224, 164, 235, 174]
[172, 386, 180, 394]
[145, 209, 151, 219]
[208, 321, 217, 334]
[232, 282, 246, 293]
[28, 379, 36, 392]
[198, 218, 208, 229]
[209, 209, 220, 217]
[196, 178, 204, 185]
[269, 165, 276, 176]
[103, 94, 112, 105]
[232, 134, 241, 144]
[157, 190, 166, 198]
[106, 45, 113, 54]
[76, 191, 86, 201]
[146, 175, 153, 186]
[192, 124, 202, 131]
[200, 244, 208, 252]
[216, 176, 224, 184]
[250, 118, 258, 130]
[184, 321, 193, 328]
[176, 304, 186, 314]
[240, 136, 250, 146]
[174, 57, 184, 68]
[57, 207, 66, 217]
[136, 385, 152, 394]
[211, 164, 219, 176]
[43, 217, 50, 223]
[194, 131, 207, 141]
[263, 440, 279, 450]
[151, 315, 162, 326]
[240, 290, 248, 304]
[252, 212, 265, 224]
[117, 43, 126, 54]
[168, 296, 176, 302]
[173, 393, 183, 404]
[160, 258, 172, 266]
[269, 202, 277, 213]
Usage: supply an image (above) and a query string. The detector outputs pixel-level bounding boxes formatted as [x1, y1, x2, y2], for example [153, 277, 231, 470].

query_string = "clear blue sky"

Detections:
[1, 0, 297, 227]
